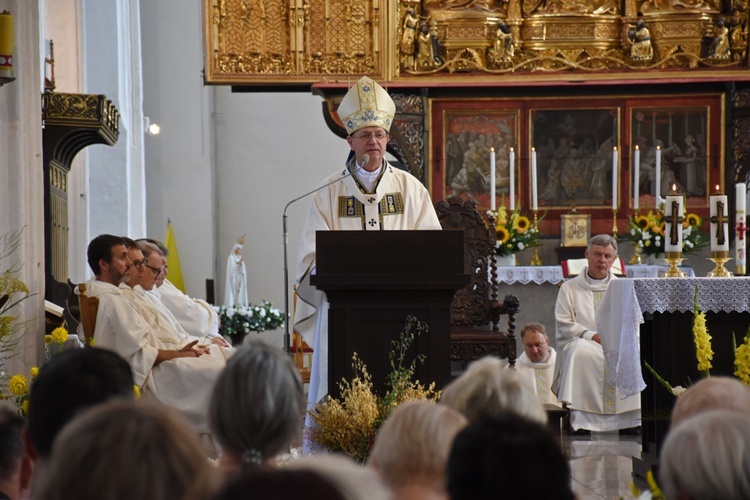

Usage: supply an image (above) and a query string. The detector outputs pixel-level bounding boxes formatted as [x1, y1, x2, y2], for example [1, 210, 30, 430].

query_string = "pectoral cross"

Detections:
[710, 201, 727, 245]
[664, 200, 684, 246]
[735, 218, 747, 241]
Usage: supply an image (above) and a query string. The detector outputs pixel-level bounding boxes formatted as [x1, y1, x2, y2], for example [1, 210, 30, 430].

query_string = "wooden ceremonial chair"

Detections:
[561, 257, 626, 278]
[77, 283, 98, 346]
[434, 197, 521, 368]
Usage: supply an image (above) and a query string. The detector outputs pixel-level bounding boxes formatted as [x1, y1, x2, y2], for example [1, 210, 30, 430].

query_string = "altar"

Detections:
[596, 277, 750, 475]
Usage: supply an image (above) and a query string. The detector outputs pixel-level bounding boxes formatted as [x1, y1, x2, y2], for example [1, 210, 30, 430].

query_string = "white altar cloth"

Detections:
[596, 277, 750, 399]
[496, 265, 564, 285]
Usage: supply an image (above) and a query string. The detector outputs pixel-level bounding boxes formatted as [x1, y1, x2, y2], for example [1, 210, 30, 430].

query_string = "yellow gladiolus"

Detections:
[8, 375, 27, 396]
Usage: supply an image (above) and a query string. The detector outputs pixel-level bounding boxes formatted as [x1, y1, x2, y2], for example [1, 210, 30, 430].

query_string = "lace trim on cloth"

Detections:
[603, 280, 646, 398]
[496, 266, 564, 285]
[633, 277, 750, 314]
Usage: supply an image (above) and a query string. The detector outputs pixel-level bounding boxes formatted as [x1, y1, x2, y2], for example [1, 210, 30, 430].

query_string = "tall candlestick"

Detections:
[490, 147, 496, 211]
[531, 147, 538, 211]
[633, 145, 640, 210]
[509, 147, 515, 210]
[654, 146, 662, 207]
[736, 182, 747, 273]
[612, 147, 618, 210]
[710, 186, 729, 252]
[664, 189, 684, 252]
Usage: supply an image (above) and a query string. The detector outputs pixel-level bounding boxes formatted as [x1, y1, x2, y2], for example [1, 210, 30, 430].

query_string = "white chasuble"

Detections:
[157, 278, 220, 338]
[294, 161, 441, 413]
[553, 270, 640, 432]
[514, 349, 559, 406]
[78, 279, 228, 433]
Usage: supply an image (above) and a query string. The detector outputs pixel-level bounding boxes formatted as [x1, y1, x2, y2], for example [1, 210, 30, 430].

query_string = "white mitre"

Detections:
[337, 76, 395, 135]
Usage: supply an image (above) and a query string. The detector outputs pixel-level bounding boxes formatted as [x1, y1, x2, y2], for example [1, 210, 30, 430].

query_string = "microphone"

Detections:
[281, 153, 369, 353]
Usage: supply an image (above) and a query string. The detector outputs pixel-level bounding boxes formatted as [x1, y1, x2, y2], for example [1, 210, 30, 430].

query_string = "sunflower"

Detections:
[8, 375, 27, 396]
[516, 216, 531, 234]
[685, 213, 701, 227]
[635, 214, 651, 230]
[496, 226, 510, 244]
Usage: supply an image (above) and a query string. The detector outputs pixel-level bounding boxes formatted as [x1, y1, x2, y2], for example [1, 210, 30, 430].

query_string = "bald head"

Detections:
[671, 377, 750, 427]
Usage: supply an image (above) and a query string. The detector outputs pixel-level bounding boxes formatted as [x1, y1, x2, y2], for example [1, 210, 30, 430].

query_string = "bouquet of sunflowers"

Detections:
[622, 209, 708, 258]
[493, 205, 542, 257]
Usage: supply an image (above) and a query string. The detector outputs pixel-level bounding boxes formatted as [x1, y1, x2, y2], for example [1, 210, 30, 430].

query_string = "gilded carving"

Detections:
[204, 0, 750, 83]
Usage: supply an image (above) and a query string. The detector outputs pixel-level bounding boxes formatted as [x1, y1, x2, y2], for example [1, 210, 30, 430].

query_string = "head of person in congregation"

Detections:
[0, 409, 31, 500]
[440, 356, 548, 425]
[670, 376, 750, 427]
[369, 400, 467, 500]
[660, 409, 750, 500]
[208, 339, 304, 481]
[31, 400, 216, 500]
[521, 322, 552, 363]
[136, 238, 170, 287]
[447, 412, 575, 500]
[86, 234, 132, 285]
[25, 348, 135, 464]
[286, 455, 392, 500]
[212, 468, 348, 500]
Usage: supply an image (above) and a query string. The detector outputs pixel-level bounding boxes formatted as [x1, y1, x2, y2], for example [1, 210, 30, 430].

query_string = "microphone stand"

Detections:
[282, 157, 366, 355]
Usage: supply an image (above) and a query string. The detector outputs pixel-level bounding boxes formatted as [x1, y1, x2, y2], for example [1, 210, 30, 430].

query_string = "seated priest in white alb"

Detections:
[552, 234, 641, 434]
[511, 322, 559, 406]
[76, 234, 229, 435]
[136, 237, 222, 340]
[294, 76, 442, 419]
[135, 240, 229, 347]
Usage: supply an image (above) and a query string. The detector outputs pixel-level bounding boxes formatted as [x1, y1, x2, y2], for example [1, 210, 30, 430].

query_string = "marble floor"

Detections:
[561, 431, 644, 500]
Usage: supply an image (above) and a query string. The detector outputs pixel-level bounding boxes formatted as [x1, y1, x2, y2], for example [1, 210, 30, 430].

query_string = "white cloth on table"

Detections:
[294, 160, 441, 410]
[157, 278, 220, 338]
[513, 349, 560, 406]
[553, 270, 641, 432]
[76, 279, 229, 433]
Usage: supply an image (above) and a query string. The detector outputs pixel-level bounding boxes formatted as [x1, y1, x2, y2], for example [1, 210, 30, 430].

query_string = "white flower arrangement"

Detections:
[213, 301, 285, 339]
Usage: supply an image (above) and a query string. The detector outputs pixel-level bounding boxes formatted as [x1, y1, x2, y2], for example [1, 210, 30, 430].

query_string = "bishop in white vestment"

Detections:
[552, 235, 640, 432]
[294, 76, 442, 414]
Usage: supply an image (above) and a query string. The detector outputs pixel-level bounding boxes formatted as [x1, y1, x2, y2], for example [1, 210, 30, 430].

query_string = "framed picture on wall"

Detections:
[529, 106, 620, 211]
[430, 100, 521, 212]
[560, 213, 591, 247]
[626, 95, 723, 211]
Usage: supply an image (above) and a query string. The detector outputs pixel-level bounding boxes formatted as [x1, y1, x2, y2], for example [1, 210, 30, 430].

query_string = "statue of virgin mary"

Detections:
[224, 235, 249, 307]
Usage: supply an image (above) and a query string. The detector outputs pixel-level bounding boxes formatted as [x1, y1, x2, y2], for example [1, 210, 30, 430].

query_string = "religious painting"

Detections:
[628, 102, 715, 210]
[431, 101, 521, 211]
[529, 107, 620, 211]
[560, 213, 591, 247]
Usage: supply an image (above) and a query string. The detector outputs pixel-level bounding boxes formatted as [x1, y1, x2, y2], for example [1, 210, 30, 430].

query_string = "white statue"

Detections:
[224, 235, 248, 307]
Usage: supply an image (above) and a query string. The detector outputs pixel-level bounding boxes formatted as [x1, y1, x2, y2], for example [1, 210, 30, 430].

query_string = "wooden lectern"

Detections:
[311, 230, 467, 399]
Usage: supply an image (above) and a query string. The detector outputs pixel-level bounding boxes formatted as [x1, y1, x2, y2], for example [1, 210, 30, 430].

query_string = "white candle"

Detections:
[736, 183, 746, 268]
[509, 148, 515, 210]
[612, 147, 618, 210]
[654, 146, 661, 207]
[633, 145, 640, 210]
[710, 186, 729, 252]
[531, 147, 538, 211]
[490, 148, 496, 211]
[664, 191, 684, 252]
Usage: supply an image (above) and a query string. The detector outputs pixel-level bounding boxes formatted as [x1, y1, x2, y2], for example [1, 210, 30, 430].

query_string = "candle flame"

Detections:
[716, 184, 720, 193]
[635, 145, 639, 150]
[510, 147, 514, 152]
[656, 145, 661, 150]
[613, 146, 618, 151]
[532, 147, 536, 152]
[490, 147, 495, 153]
[672, 183, 677, 192]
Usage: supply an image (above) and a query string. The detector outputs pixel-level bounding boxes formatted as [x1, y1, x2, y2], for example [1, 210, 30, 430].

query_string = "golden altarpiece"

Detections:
[204, 0, 750, 235]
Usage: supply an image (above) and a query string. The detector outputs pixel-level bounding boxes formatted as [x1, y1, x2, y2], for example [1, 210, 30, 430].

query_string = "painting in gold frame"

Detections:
[430, 100, 521, 212]
[530, 107, 620, 211]
[626, 96, 722, 211]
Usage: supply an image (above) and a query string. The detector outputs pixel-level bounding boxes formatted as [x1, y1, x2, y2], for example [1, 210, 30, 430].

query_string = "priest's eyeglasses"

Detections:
[144, 262, 162, 276]
[131, 260, 145, 270]
[352, 132, 388, 141]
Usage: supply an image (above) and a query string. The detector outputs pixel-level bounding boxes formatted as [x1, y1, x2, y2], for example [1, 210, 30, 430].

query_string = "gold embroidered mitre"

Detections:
[337, 76, 395, 135]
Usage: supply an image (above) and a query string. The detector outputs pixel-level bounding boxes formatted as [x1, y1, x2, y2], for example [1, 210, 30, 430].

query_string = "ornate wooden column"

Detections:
[42, 92, 120, 307]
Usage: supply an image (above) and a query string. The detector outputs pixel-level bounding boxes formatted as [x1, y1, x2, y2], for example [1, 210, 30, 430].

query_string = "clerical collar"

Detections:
[353, 161, 384, 193]
[584, 269, 610, 286]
